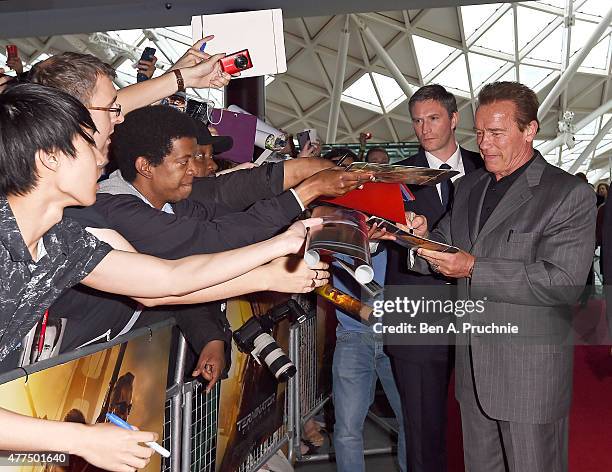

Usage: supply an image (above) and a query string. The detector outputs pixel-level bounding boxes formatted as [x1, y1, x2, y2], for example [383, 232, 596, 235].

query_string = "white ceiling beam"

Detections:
[538, 97, 612, 155]
[327, 15, 351, 143]
[568, 116, 612, 173]
[351, 14, 414, 99]
[538, 5, 612, 120]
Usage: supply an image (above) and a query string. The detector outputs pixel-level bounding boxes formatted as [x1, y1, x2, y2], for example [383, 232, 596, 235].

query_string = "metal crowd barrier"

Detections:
[166, 306, 331, 472]
[287, 312, 332, 464]
[0, 305, 394, 471]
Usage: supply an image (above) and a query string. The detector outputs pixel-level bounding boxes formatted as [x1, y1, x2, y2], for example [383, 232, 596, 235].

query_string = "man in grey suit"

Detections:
[407, 81, 596, 471]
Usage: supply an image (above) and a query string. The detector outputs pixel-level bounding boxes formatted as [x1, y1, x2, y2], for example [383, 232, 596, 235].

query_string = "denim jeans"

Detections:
[332, 329, 407, 472]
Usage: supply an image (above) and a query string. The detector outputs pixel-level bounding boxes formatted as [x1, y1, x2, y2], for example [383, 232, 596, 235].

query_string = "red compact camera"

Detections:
[6, 45, 18, 60]
[220, 49, 253, 75]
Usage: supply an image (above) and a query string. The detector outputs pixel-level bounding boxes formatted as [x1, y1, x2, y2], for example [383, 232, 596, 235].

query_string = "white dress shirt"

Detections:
[424, 144, 465, 204]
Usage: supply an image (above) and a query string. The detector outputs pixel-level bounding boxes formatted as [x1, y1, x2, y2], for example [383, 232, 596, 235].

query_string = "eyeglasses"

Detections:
[89, 103, 122, 117]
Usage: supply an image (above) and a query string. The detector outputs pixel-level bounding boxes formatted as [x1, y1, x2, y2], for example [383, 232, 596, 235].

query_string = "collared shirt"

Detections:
[425, 144, 465, 203]
[0, 196, 112, 363]
[479, 156, 535, 231]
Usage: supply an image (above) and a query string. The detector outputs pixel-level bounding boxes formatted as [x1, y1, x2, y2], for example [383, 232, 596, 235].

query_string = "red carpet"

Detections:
[446, 301, 612, 471]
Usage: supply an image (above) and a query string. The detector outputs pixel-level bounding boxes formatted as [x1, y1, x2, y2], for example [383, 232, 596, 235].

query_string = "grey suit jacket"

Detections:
[412, 152, 596, 423]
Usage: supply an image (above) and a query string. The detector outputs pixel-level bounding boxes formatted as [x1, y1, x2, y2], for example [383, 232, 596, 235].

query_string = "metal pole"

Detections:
[537, 98, 612, 155]
[568, 116, 612, 173]
[351, 14, 414, 100]
[538, 6, 612, 120]
[559, 0, 574, 111]
[327, 15, 351, 144]
[170, 334, 188, 472]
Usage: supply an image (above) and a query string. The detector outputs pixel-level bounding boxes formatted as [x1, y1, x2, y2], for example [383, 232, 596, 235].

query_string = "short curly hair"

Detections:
[111, 105, 199, 182]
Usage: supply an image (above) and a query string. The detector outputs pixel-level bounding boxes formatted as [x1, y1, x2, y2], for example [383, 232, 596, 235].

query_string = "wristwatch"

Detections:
[172, 69, 185, 93]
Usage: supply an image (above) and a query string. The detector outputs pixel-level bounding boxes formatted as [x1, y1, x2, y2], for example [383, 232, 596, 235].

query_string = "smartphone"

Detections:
[136, 47, 156, 82]
[296, 130, 311, 151]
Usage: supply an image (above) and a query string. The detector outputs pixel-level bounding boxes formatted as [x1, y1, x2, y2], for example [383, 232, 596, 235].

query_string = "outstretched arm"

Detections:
[0, 408, 155, 472]
[117, 37, 230, 114]
[81, 220, 317, 299]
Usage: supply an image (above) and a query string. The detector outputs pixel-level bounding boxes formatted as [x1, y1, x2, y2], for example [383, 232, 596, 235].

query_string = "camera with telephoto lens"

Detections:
[220, 49, 253, 75]
[233, 300, 308, 382]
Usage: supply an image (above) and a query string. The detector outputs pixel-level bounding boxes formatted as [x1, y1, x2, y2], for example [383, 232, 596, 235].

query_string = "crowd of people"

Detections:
[0, 35, 606, 472]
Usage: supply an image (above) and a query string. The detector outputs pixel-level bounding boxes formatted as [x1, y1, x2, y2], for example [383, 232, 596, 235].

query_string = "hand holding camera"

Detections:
[5, 45, 23, 74]
[179, 52, 231, 89]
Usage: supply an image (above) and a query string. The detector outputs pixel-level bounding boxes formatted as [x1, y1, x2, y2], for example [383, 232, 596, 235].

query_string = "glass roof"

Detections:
[1, 0, 609, 177]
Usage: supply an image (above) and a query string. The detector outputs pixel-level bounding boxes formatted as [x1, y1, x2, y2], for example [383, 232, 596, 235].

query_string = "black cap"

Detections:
[196, 123, 233, 154]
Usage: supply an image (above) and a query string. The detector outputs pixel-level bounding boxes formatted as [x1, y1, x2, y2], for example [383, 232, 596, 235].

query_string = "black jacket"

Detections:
[52, 163, 302, 361]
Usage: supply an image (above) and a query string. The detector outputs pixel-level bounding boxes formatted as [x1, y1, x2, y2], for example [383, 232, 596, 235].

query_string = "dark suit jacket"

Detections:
[385, 146, 483, 362]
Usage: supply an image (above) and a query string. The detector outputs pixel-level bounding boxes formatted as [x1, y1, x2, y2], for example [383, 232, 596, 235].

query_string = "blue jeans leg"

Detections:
[332, 331, 376, 472]
[374, 337, 407, 472]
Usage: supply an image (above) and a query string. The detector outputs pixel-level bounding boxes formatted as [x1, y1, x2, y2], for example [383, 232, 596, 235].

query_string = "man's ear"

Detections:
[135, 156, 154, 179]
[524, 120, 539, 143]
[36, 149, 60, 172]
[450, 111, 459, 132]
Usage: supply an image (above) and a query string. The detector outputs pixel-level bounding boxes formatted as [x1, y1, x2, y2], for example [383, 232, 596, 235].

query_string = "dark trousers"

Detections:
[390, 350, 453, 472]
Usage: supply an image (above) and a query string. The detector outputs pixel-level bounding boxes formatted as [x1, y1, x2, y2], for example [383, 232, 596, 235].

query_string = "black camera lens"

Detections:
[234, 55, 249, 70]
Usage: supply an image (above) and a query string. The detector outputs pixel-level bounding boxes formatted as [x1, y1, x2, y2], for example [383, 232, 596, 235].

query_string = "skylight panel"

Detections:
[516, 6, 558, 50]
[412, 35, 460, 78]
[460, 3, 505, 40]
[468, 53, 508, 90]
[371, 72, 409, 111]
[575, 0, 612, 19]
[341, 73, 383, 113]
[431, 55, 470, 94]
[571, 21, 610, 71]
[472, 9, 515, 55]
[524, 24, 563, 64]
[519, 64, 556, 90]
[498, 66, 516, 82]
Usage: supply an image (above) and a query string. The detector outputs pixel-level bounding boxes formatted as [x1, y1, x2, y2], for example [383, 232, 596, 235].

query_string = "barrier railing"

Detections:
[0, 300, 395, 471]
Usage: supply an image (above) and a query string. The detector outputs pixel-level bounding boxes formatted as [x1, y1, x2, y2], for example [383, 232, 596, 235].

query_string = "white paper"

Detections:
[192, 9, 287, 78]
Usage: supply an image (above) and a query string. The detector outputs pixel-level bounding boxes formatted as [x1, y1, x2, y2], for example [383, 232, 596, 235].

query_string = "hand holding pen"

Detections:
[106, 413, 170, 458]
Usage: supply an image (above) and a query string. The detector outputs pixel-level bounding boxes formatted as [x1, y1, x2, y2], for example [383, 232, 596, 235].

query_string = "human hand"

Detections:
[192, 339, 226, 392]
[264, 256, 330, 293]
[298, 140, 322, 158]
[171, 36, 213, 70]
[396, 212, 428, 238]
[73, 423, 156, 471]
[180, 53, 232, 89]
[367, 222, 397, 241]
[307, 167, 374, 198]
[172, 37, 232, 89]
[6, 56, 23, 74]
[281, 218, 324, 254]
[417, 248, 475, 279]
[137, 55, 157, 79]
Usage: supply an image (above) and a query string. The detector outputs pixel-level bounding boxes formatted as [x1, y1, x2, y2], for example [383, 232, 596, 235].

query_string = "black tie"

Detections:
[439, 163, 454, 211]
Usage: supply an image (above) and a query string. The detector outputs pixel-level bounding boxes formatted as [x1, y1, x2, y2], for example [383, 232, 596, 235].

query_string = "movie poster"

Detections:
[216, 294, 290, 472]
[0, 327, 172, 472]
